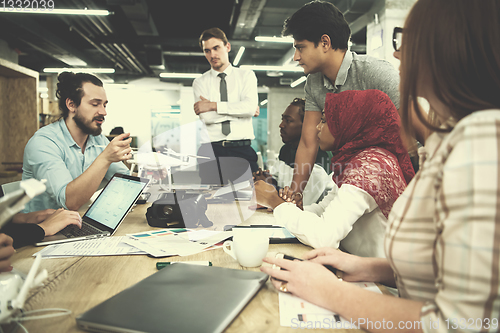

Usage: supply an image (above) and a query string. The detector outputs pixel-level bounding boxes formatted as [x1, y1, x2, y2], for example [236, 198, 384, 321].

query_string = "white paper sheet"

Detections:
[34, 236, 146, 258]
[124, 229, 232, 257]
[279, 282, 382, 329]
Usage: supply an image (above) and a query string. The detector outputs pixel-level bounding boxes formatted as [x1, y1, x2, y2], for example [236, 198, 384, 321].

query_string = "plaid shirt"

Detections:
[386, 110, 500, 332]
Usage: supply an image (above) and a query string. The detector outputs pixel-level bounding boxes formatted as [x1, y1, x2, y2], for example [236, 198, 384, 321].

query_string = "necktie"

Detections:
[218, 73, 228, 102]
[218, 73, 231, 136]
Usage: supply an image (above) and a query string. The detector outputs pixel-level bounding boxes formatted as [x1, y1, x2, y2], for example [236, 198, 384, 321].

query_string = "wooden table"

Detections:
[5, 199, 372, 333]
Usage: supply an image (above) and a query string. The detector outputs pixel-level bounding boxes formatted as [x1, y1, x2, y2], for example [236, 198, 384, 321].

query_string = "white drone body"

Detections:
[126, 147, 209, 191]
[0, 253, 48, 324]
[0, 179, 49, 324]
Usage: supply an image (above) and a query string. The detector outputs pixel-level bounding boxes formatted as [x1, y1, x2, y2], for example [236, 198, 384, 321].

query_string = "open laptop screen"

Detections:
[85, 174, 148, 229]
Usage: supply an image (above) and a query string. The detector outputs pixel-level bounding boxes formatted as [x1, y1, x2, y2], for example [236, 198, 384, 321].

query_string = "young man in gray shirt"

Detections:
[283, 1, 400, 196]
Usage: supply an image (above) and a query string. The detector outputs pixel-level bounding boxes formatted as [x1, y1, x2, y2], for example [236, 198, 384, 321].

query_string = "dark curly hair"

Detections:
[282, 1, 350, 50]
[56, 72, 103, 119]
[290, 97, 305, 122]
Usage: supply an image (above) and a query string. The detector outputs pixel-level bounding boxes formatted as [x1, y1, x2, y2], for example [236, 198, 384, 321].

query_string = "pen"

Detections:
[281, 254, 342, 280]
[95, 145, 138, 150]
[237, 225, 280, 228]
[156, 261, 212, 270]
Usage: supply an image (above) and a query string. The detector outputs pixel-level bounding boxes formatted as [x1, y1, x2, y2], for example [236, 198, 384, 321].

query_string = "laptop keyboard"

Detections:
[60, 222, 102, 238]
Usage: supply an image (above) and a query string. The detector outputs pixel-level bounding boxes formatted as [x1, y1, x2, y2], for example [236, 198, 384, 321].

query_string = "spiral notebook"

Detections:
[76, 264, 268, 333]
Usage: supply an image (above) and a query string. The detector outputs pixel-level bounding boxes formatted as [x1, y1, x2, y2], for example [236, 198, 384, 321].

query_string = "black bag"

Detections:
[146, 191, 213, 228]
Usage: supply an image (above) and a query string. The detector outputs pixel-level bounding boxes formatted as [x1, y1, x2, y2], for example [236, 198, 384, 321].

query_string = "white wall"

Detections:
[103, 78, 184, 148]
[366, 3, 415, 69]
[102, 78, 205, 170]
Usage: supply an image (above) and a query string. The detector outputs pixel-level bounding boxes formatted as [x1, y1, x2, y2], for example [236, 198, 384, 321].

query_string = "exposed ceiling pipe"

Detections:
[82, 0, 114, 34]
[232, 0, 267, 39]
[121, 44, 149, 74]
[95, 15, 114, 35]
[63, 16, 96, 38]
[113, 43, 143, 73]
[86, 15, 109, 35]
[73, 0, 145, 74]
[102, 43, 136, 72]
[19, 38, 68, 62]
[59, 15, 117, 67]
[69, 0, 109, 36]
[119, 0, 159, 36]
[4, 15, 93, 66]
[67, 0, 145, 74]
[67, 0, 105, 37]
[70, 25, 124, 70]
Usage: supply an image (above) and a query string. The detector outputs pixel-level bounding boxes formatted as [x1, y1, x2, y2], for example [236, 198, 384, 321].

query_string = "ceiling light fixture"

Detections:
[162, 51, 204, 57]
[255, 36, 294, 43]
[291, 76, 307, 88]
[1, 8, 111, 15]
[240, 65, 303, 73]
[159, 73, 202, 79]
[43, 68, 115, 74]
[233, 46, 245, 66]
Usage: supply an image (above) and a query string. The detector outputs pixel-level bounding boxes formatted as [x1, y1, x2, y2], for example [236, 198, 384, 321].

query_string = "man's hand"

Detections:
[38, 209, 82, 236]
[252, 168, 274, 184]
[254, 106, 260, 117]
[194, 96, 216, 115]
[279, 186, 304, 210]
[101, 133, 133, 163]
[254, 180, 284, 210]
[0, 233, 14, 272]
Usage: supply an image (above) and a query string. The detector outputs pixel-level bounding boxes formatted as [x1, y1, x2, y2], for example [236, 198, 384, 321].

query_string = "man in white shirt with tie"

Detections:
[193, 27, 259, 185]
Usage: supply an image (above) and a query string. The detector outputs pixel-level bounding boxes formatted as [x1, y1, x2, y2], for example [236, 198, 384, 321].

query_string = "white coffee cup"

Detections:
[223, 229, 269, 267]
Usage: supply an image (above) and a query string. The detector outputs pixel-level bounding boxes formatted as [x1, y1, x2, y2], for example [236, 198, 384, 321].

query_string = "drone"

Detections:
[0, 179, 49, 325]
[0, 253, 48, 324]
[126, 147, 209, 191]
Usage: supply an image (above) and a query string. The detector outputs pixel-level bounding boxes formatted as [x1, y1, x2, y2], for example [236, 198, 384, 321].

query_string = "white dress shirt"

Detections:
[193, 65, 258, 143]
[273, 183, 387, 258]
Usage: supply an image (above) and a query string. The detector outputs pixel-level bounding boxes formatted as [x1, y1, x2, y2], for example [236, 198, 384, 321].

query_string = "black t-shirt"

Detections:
[1, 223, 45, 249]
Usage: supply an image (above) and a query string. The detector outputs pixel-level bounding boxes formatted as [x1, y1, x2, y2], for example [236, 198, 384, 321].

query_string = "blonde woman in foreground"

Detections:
[261, 0, 500, 332]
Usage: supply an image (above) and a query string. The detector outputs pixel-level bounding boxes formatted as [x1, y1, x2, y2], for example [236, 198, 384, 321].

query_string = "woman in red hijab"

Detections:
[255, 89, 414, 257]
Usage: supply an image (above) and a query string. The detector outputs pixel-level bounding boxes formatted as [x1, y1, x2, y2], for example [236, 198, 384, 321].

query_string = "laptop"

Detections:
[35, 173, 149, 246]
[76, 264, 268, 333]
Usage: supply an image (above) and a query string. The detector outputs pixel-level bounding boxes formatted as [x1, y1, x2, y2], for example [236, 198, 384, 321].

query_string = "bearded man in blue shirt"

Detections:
[22, 72, 131, 212]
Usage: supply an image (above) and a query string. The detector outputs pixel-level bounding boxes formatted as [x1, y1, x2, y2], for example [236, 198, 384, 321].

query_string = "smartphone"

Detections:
[282, 254, 303, 261]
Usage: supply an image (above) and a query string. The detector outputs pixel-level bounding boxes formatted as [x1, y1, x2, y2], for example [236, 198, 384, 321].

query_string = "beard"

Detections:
[73, 111, 103, 136]
[211, 58, 226, 71]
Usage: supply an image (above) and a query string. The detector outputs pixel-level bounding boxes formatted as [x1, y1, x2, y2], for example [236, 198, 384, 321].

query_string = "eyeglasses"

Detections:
[393, 27, 403, 52]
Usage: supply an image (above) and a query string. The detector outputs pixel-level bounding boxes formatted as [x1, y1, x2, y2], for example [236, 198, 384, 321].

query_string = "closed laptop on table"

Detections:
[76, 264, 268, 333]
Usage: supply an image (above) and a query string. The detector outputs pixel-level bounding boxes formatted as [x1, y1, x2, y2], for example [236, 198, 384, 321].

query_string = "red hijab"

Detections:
[324, 89, 415, 217]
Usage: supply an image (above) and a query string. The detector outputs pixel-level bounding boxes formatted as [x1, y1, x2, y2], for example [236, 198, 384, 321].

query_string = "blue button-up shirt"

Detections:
[22, 118, 129, 212]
